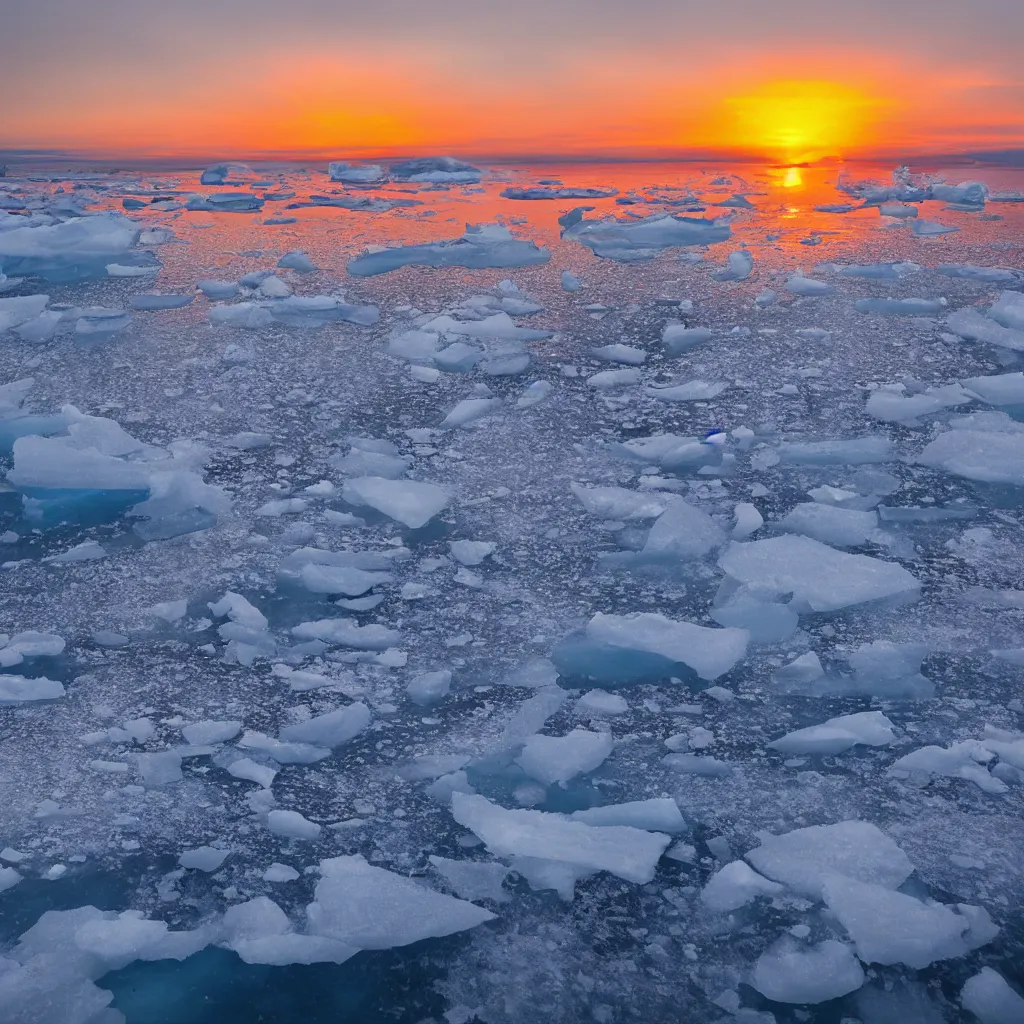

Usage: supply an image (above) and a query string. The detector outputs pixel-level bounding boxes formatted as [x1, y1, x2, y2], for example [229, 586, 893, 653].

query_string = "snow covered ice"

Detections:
[2, 157, 1024, 1024]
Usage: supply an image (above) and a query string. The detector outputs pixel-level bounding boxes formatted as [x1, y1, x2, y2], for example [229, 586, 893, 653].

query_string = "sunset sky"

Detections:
[3, 0, 1024, 163]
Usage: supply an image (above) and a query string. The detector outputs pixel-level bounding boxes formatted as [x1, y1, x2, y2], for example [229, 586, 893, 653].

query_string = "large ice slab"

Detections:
[305, 854, 494, 948]
[962, 372, 1024, 408]
[0, 674, 66, 704]
[823, 875, 998, 968]
[555, 611, 749, 683]
[776, 503, 878, 547]
[961, 968, 1024, 1024]
[917, 419, 1024, 485]
[569, 798, 685, 833]
[6, 406, 229, 534]
[347, 224, 548, 276]
[744, 821, 912, 898]
[777, 437, 893, 465]
[563, 212, 731, 261]
[890, 739, 1007, 793]
[451, 793, 671, 884]
[751, 938, 864, 1004]
[341, 476, 452, 528]
[516, 729, 613, 785]
[769, 712, 897, 755]
[278, 703, 371, 748]
[0, 214, 140, 282]
[718, 535, 920, 613]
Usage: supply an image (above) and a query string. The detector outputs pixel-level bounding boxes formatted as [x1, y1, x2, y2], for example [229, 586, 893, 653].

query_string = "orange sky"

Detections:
[3, 31, 1023, 162]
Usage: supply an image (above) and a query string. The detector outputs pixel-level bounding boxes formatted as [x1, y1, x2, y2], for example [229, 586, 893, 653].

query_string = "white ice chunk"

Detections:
[570, 483, 674, 520]
[890, 740, 1007, 793]
[570, 798, 685, 833]
[587, 368, 641, 389]
[200, 163, 256, 184]
[181, 720, 242, 745]
[777, 437, 893, 465]
[584, 611, 749, 681]
[769, 712, 897, 755]
[0, 675, 65, 704]
[989, 290, 1024, 330]
[732, 502, 764, 539]
[227, 757, 277, 788]
[576, 689, 629, 715]
[329, 162, 387, 183]
[824, 875, 998, 968]
[440, 397, 503, 428]
[866, 383, 971, 424]
[563, 212, 731, 262]
[962, 372, 1024, 407]
[714, 250, 753, 281]
[917, 426, 1024, 485]
[946, 307, 1024, 352]
[516, 729, 613, 785]
[428, 856, 511, 903]
[590, 343, 646, 365]
[641, 500, 726, 560]
[961, 968, 1024, 1024]
[267, 809, 321, 840]
[300, 563, 392, 596]
[263, 863, 300, 882]
[776, 503, 878, 547]
[306, 854, 495, 948]
[342, 476, 451, 528]
[179, 847, 229, 872]
[752, 938, 864, 1004]
[644, 380, 727, 402]
[786, 274, 834, 296]
[348, 224, 548, 277]
[517, 380, 552, 408]
[407, 670, 452, 706]
[745, 821, 912, 899]
[279, 703, 370, 747]
[451, 793, 671, 884]
[701, 859, 784, 912]
[719, 535, 919, 613]
[291, 618, 400, 650]
[449, 540, 496, 565]
[0, 866, 22, 892]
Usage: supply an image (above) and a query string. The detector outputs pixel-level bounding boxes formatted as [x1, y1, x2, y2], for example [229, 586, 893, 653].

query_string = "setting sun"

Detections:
[723, 79, 885, 162]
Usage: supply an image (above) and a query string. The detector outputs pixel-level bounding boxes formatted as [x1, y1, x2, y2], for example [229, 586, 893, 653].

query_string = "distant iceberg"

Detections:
[199, 163, 258, 185]
[388, 157, 482, 184]
[186, 192, 265, 213]
[328, 162, 387, 184]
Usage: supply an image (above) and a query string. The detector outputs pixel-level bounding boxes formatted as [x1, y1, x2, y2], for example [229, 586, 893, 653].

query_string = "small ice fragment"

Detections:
[407, 670, 452, 706]
[267, 809, 321, 840]
[179, 846, 229, 871]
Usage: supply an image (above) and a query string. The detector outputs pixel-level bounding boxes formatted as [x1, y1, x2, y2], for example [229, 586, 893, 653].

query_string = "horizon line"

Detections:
[3, 146, 1024, 171]
[6, 144, 1024, 167]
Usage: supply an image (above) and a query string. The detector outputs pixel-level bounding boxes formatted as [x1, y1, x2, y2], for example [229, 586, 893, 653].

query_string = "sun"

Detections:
[724, 79, 882, 162]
